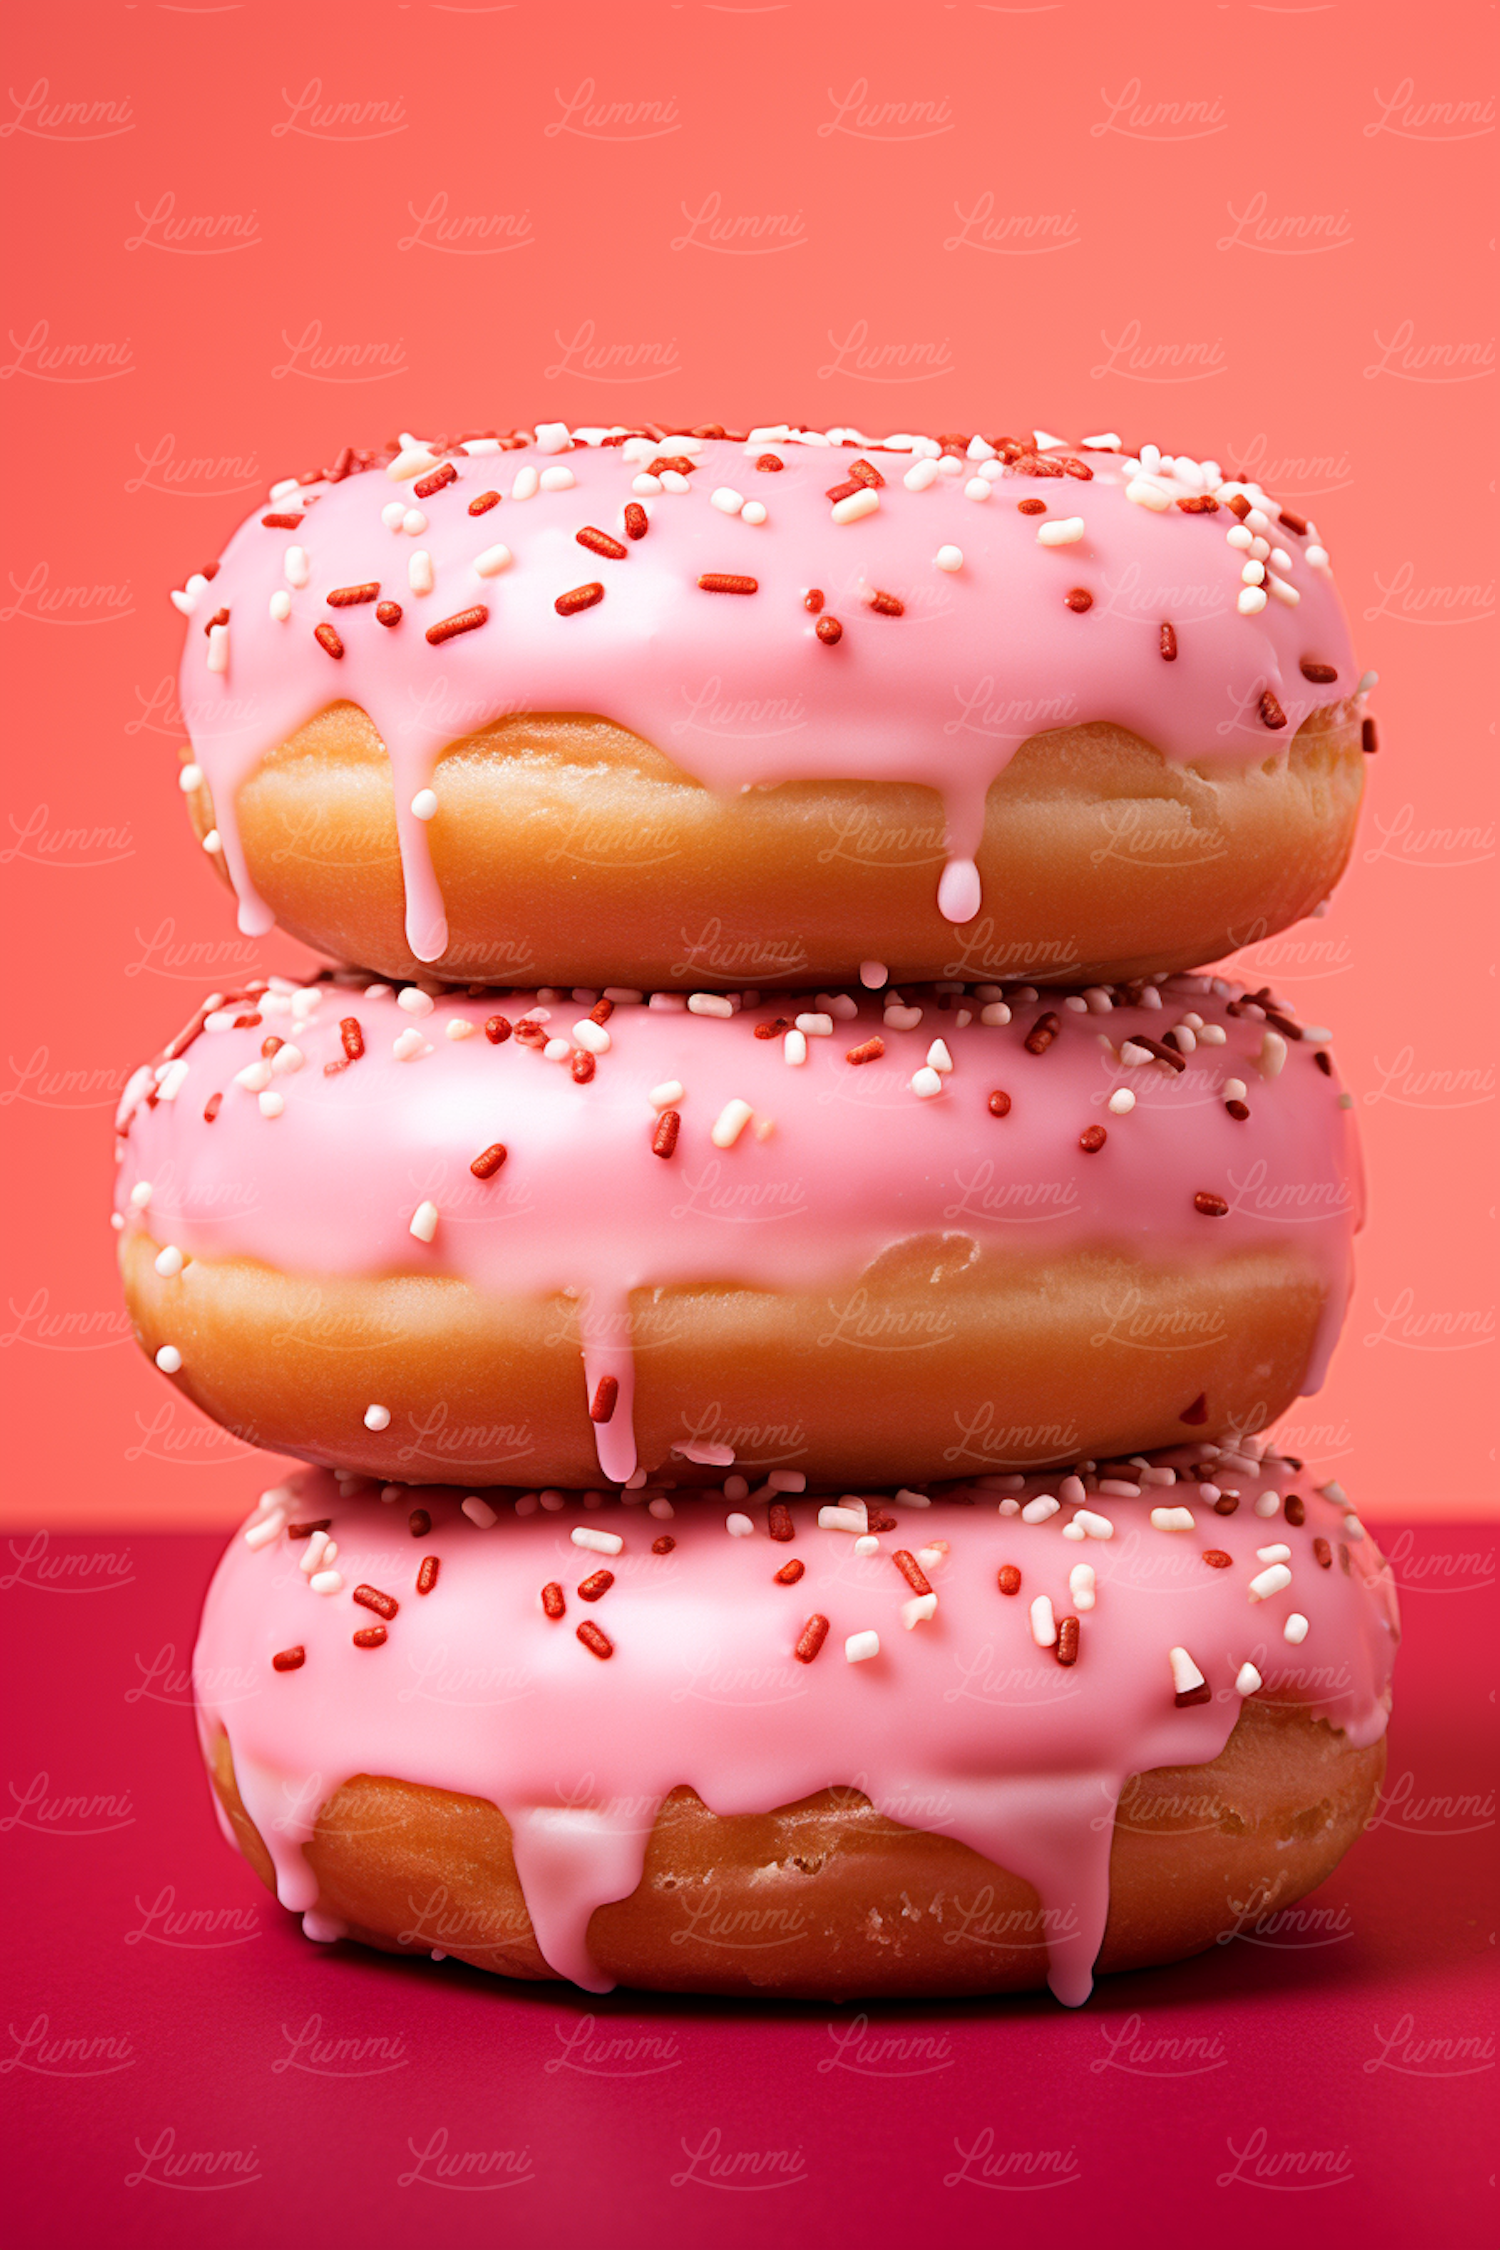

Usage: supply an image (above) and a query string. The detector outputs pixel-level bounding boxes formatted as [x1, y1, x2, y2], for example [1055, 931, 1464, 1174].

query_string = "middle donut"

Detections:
[116, 971, 1360, 1488]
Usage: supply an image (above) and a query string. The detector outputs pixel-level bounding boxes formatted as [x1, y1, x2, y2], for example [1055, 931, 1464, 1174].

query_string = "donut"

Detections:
[116, 968, 1360, 1487]
[173, 422, 1370, 989]
[196, 1448, 1396, 2003]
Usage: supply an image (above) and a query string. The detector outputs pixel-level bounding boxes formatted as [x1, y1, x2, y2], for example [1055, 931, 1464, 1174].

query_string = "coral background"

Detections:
[2, 0, 1494, 1521]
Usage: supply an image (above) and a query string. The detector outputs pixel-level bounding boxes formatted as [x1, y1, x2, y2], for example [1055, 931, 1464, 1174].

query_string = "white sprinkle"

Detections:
[832, 488, 880, 525]
[1151, 1506, 1196, 1533]
[462, 1495, 498, 1529]
[1021, 1495, 1059, 1524]
[903, 457, 940, 491]
[381, 500, 406, 529]
[1106, 1088, 1137, 1117]
[916, 1543, 946, 1572]
[573, 1018, 611, 1055]
[783, 1029, 808, 1067]
[1237, 586, 1268, 615]
[723, 1475, 750, 1501]
[726, 1513, 754, 1538]
[1037, 517, 1086, 546]
[543, 1038, 571, 1063]
[631, 473, 661, 496]
[853, 1534, 880, 1558]
[408, 551, 434, 595]
[710, 487, 745, 516]
[1256, 1543, 1292, 1565]
[445, 1018, 475, 1042]
[901, 1593, 938, 1629]
[964, 479, 991, 504]
[269, 1043, 303, 1076]
[818, 1505, 867, 1535]
[206, 622, 229, 674]
[647, 1497, 675, 1520]
[1235, 1662, 1263, 1696]
[845, 1630, 881, 1664]
[309, 1570, 343, 1597]
[268, 590, 292, 623]
[153, 1244, 184, 1278]
[130, 1181, 154, 1210]
[284, 546, 310, 587]
[769, 1471, 806, 1493]
[649, 1080, 685, 1110]
[257, 1089, 284, 1119]
[154, 1344, 182, 1374]
[539, 465, 576, 493]
[535, 421, 571, 453]
[243, 1512, 284, 1550]
[409, 1200, 439, 1244]
[979, 1001, 1011, 1028]
[402, 509, 427, 537]
[392, 1028, 429, 1063]
[1248, 1563, 1293, 1602]
[1168, 1646, 1206, 1697]
[1074, 1509, 1114, 1540]
[511, 466, 540, 500]
[397, 987, 436, 1016]
[1281, 1613, 1309, 1646]
[688, 993, 735, 1018]
[911, 1066, 944, 1100]
[926, 1038, 954, 1074]
[794, 1013, 834, 1039]
[1258, 1031, 1287, 1079]
[387, 446, 437, 483]
[935, 544, 965, 571]
[364, 1404, 391, 1431]
[1029, 1596, 1057, 1648]
[572, 1526, 623, 1556]
[711, 1098, 753, 1149]
[1069, 1563, 1096, 1611]
[1125, 477, 1171, 512]
[1253, 1494, 1282, 1523]
[473, 543, 512, 578]
[233, 1060, 272, 1094]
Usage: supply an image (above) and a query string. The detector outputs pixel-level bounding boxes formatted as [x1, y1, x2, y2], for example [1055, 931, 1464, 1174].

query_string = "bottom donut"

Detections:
[195, 1448, 1397, 2004]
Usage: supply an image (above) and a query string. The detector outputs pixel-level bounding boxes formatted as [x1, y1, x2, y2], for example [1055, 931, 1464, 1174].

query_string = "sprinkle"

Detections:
[1248, 1562, 1293, 1601]
[262, 512, 303, 530]
[818, 1505, 867, 1534]
[892, 1550, 933, 1596]
[697, 573, 758, 595]
[1194, 1191, 1229, 1217]
[1125, 478, 1171, 512]
[1259, 689, 1288, 730]
[1257, 1543, 1292, 1565]
[411, 789, 439, 822]
[623, 502, 648, 540]
[512, 466, 540, 500]
[1037, 517, 1086, 546]
[1201, 1550, 1232, 1570]
[997, 1565, 1022, 1596]
[272, 1647, 305, 1672]
[741, 501, 767, 526]
[1151, 1507, 1196, 1532]
[831, 489, 880, 525]
[1283, 1612, 1309, 1644]
[409, 1509, 431, 1538]
[577, 525, 628, 561]
[364, 1404, 391, 1431]
[203, 1092, 222, 1122]
[926, 1038, 954, 1073]
[284, 546, 310, 587]
[911, 1067, 943, 1099]
[1065, 588, 1093, 613]
[576, 1621, 613, 1659]
[577, 1570, 615, 1602]
[652, 1109, 681, 1159]
[1362, 717, 1379, 755]
[689, 993, 735, 1018]
[412, 463, 457, 499]
[1030, 1595, 1057, 1648]
[309, 1570, 342, 1596]
[469, 490, 501, 516]
[1055, 1617, 1080, 1668]
[803, 588, 825, 613]
[153, 1343, 183, 1374]
[845, 1037, 885, 1066]
[327, 582, 379, 609]
[1024, 1011, 1060, 1055]
[1073, 1510, 1114, 1540]
[711, 1098, 753, 1149]
[589, 1375, 619, 1425]
[1079, 1123, 1107, 1153]
[353, 1584, 398, 1621]
[407, 551, 434, 595]
[987, 1090, 1012, 1117]
[1238, 586, 1268, 615]
[416, 1556, 440, 1595]
[312, 622, 343, 660]
[1313, 1537, 1332, 1568]
[1235, 1662, 1263, 1696]
[1159, 623, 1178, 661]
[354, 1625, 389, 1650]
[472, 543, 512, 578]
[1022, 1496, 1060, 1525]
[1106, 1088, 1136, 1118]
[935, 545, 964, 572]
[794, 1615, 830, 1663]
[653, 1536, 677, 1555]
[866, 588, 904, 617]
[484, 1015, 512, 1045]
[154, 1245, 184, 1278]
[426, 603, 488, 644]
[539, 466, 576, 492]
[409, 1200, 439, 1244]
[845, 1630, 881, 1664]
[1258, 1030, 1288, 1079]
[1169, 1647, 1210, 1705]
[397, 987, 435, 1017]
[815, 616, 843, 645]
[572, 1526, 624, 1556]
[541, 1583, 566, 1619]
[710, 487, 745, 516]
[1069, 1564, 1096, 1611]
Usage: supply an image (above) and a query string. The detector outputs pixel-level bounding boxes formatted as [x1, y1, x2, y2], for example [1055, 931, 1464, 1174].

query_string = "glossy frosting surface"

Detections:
[116, 971, 1363, 1481]
[195, 1451, 1397, 2006]
[174, 424, 1359, 958]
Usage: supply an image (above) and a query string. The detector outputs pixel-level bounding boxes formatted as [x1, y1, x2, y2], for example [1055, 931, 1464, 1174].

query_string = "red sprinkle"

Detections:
[271, 1647, 305, 1672]
[652, 1109, 681, 1159]
[375, 601, 402, 627]
[997, 1565, 1022, 1597]
[1055, 1616, 1080, 1667]
[1024, 1012, 1060, 1056]
[577, 525, 628, 560]
[468, 490, 501, 516]
[1202, 1550, 1233, 1570]
[203, 1091, 223, 1122]
[1284, 1494, 1306, 1526]
[846, 1037, 885, 1065]
[1214, 1494, 1241, 1517]
[867, 590, 904, 617]
[768, 1503, 795, 1543]
[1160, 623, 1178, 661]
[849, 457, 885, 488]
[756, 453, 785, 472]
[1313, 1537, 1332, 1568]
[826, 479, 862, 504]
[988, 1090, 1012, 1118]
[1226, 1098, 1251, 1120]
[470, 1143, 508, 1179]
[774, 1559, 806, 1585]
[1065, 588, 1093, 613]
[815, 616, 843, 645]
[542, 1583, 566, 1620]
[426, 604, 489, 645]
[261, 1035, 283, 1060]
[651, 1536, 676, 1555]
[352, 1625, 388, 1649]
[202, 607, 229, 635]
[698, 573, 758, 595]
[590, 1375, 619, 1424]
[892, 1549, 932, 1596]
[623, 502, 649, 540]
[1362, 717, 1378, 755]
[577, 1569, 615, 1602]
[803, 588, 825, 612]
[1176, 494, 1219, 514]
[416, 1555, 440, 1595]
[409, 1509, 431, 1538]
[313, 623, 344, 659]
[286, 1519, 332, 1541]
[1299, 659, 1338, 684]
[588, 998, 615, 1026]
[1079, 1124, 1107, 1153]
[571, 1050, 596, 1084]
[1259, 690, 1288, 730]
[794, 1614, 830, 1664]
[412, 462, 458, 499]
[327, 582, 379, 608]
[484, 1014, 512, 1045]
[555, 583, 604, 617]
[353, 1583, 398, 1621]
[1194, 1191, 1229, 1217]
[1018, 498, 1047, 515]
[1279, 507, 1309, 536]
[577, 1621, 614, 1660]
[340, 1017, 364, 1061]
[261, 513, 303, 529]
[1175, 1676, 1212, 1708]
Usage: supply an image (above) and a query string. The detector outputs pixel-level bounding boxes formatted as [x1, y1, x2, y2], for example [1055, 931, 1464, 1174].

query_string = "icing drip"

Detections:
[174, 427, 1358, 958]
[195, 1455, 1397, 2006]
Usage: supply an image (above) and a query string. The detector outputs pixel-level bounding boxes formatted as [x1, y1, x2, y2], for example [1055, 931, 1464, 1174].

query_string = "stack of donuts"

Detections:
[117, 419, 1396, 2005]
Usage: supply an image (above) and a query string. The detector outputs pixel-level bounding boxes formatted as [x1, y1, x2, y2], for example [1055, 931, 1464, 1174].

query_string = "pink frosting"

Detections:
[174, 425, 1358, 963]
[115, 971, 1363, 1483]
[194, 1451, 1397, 2006]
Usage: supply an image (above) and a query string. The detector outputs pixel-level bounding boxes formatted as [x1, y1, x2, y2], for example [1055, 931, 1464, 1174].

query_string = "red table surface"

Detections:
[2, 1521, 1493, 2249]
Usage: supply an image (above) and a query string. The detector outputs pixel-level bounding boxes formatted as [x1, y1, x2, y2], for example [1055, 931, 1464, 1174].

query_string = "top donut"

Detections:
[173, 421, 1368, 989]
